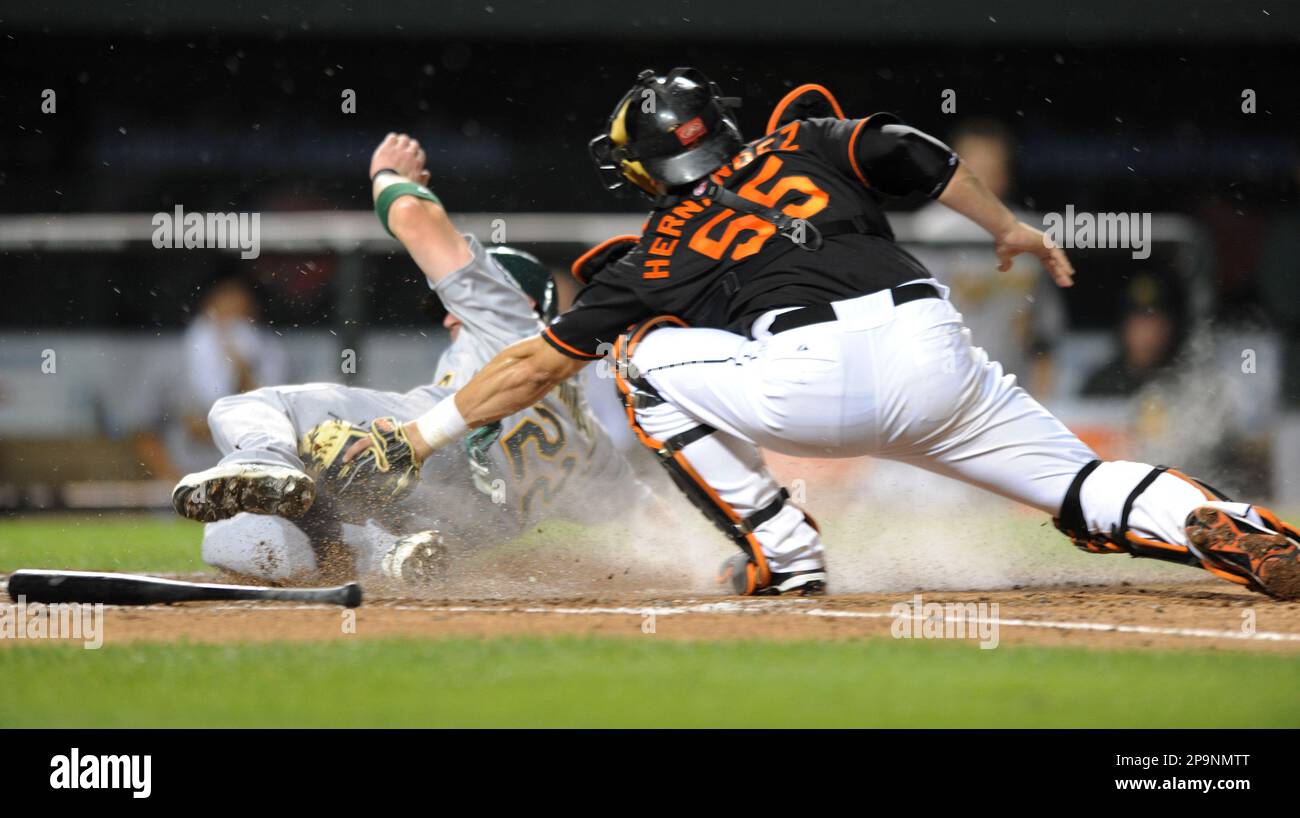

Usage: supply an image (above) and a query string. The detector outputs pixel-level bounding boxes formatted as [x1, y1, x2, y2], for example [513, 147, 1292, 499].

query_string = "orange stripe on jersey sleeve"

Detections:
[570, 234, 641, 284]
[542, 326, 604, 360]
[847, 116, 872, 188]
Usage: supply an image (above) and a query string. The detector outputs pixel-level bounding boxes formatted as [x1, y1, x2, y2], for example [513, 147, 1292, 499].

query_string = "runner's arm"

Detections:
[370, 133, 473, 285]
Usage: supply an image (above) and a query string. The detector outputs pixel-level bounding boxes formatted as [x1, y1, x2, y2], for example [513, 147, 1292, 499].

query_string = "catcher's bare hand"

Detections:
[993, 221, 1075, 287]
[370, 132, 431, 186]
[345, 419, 434, 465]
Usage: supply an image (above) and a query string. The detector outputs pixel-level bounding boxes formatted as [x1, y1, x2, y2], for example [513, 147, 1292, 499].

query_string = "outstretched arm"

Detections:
[937, 162, 1075, 287]
[838, 117, 1074, 288]
[447, 335, 589, 426]
[346, 335, 589, 464]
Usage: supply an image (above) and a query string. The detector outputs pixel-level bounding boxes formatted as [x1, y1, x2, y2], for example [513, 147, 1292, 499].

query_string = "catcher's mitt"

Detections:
[299, 417, 420, 510]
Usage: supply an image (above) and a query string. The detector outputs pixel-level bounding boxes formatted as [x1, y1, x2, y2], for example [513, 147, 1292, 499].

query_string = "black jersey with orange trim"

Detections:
[543, 115, 959, 359]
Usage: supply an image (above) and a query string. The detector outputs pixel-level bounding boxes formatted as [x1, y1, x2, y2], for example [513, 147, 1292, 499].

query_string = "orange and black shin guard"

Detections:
[1054, 460, 1210, 566]
[1051, 459, 1298, 593]
[613, 316, 782, 594]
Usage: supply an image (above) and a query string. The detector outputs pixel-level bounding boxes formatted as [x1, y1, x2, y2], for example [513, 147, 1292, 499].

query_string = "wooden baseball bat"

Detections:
[5, 569, 362, 607]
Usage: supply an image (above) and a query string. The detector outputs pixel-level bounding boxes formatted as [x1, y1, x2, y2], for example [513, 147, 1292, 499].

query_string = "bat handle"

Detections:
[274, 583, 363, 607]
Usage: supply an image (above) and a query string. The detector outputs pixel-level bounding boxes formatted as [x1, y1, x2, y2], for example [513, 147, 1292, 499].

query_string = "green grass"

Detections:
[3, 512, 1297, 728]
[0, 513, 204, 573]
[2, 636, 1297, 728]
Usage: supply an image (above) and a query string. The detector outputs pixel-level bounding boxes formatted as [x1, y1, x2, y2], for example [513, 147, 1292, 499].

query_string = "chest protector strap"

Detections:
[698, 180, 886, 252]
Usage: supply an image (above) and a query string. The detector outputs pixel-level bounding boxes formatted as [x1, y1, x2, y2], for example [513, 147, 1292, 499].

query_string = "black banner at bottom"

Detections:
[0, 728, 1291, 806]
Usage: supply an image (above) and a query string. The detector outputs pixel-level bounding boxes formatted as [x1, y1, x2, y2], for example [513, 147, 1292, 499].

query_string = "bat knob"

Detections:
[342, 582, 363, 608]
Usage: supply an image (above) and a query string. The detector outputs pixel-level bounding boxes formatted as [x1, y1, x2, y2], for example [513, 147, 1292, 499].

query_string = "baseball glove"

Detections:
[299, 417, 420, 509]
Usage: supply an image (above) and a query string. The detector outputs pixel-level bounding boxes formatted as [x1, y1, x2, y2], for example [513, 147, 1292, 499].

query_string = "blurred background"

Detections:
[2, 0, 1299, 512]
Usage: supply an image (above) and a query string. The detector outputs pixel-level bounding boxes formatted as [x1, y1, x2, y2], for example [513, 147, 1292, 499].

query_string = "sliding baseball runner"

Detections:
[171, 133, 641, 584]
[348, 70, 1299, 600]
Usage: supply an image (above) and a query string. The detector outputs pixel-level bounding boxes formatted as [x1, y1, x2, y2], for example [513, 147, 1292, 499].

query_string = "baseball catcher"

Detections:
[170, 132, 643, 584]
[356, 69, 1299, 602]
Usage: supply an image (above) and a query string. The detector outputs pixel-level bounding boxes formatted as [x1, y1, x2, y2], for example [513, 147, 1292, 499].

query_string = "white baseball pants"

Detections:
[627, 283, 1217, 575]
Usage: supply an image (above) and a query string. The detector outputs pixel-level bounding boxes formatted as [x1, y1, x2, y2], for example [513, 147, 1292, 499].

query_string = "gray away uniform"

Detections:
[201, 236, 640, 580]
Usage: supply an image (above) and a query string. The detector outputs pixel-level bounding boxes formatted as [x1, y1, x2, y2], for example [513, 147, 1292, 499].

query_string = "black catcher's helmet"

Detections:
[589, 67, 743, 198]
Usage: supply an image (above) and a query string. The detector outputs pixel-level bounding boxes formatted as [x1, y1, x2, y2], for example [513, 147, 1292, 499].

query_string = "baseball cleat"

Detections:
[171, 463, 315, 523]
[380, 530, 450, 586]
[1185, 505, 1300, 601]
[718, 553, 828, 597]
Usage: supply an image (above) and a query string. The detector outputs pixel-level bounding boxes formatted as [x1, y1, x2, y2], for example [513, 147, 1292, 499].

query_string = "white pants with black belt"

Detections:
[628, 279, 1214, 575]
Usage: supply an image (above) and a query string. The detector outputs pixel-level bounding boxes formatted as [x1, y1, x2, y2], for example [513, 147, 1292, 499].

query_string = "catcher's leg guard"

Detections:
[1054, 459, 1300, 598]
[614, 316, 825, 596]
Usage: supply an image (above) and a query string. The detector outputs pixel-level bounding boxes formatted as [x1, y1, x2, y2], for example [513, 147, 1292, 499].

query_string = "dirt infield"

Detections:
[6, 575, 1299, 653]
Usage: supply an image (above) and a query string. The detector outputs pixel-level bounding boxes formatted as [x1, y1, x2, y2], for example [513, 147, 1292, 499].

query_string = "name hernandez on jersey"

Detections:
[542, 114, 960, 358]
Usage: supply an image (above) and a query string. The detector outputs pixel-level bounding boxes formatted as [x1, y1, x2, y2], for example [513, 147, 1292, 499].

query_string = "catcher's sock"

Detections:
[754, 502, 824, 574]
[172, 462, 314, 523]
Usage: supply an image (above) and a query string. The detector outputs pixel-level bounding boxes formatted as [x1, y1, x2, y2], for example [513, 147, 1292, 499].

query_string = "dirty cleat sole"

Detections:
[1186, 506, 1300, 601]
[172, 463, 315, 523]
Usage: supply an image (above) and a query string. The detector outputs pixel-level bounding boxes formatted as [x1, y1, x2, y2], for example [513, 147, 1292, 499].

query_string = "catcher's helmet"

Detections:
[589, 67, 743, 198]
[421, 244, 555, 326]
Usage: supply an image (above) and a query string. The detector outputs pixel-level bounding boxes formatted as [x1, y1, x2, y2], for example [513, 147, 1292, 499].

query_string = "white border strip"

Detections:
[118, 599, 1300, 643]
[0, 211, 1201, 250]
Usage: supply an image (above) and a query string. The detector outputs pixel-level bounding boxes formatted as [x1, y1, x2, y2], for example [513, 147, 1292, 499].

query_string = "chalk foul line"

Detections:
[119, 599, 1300, 642]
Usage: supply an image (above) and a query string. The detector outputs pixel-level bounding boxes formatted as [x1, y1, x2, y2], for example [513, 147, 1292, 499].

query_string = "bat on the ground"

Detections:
[5, 569, 362, 607]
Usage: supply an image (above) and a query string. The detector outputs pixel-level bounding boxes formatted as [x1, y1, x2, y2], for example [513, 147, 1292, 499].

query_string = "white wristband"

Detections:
[414, 396, 470, 452]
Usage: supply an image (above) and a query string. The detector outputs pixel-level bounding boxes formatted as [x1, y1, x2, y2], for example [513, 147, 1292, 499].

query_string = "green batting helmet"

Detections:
[486, 245, 556, 320]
